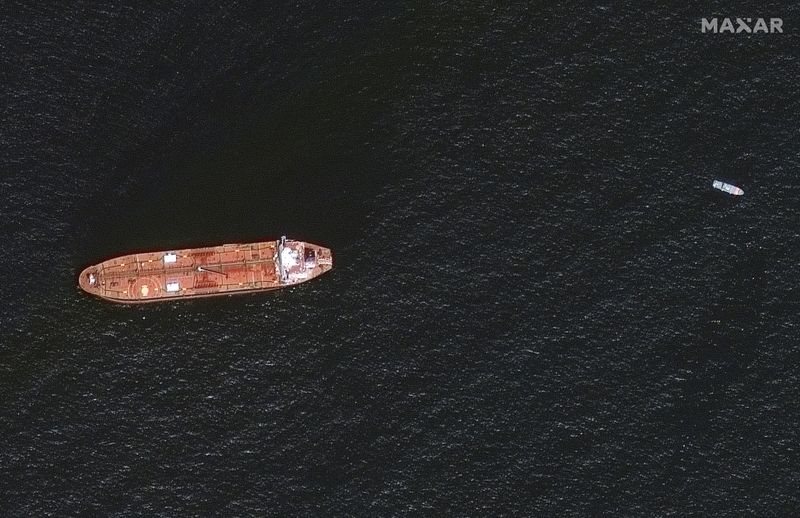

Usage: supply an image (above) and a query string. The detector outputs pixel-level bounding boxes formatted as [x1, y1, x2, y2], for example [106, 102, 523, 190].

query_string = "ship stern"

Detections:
[308, 243, 333, 277]
[297, 241, 333, 280]
[277, 238, 333, 284]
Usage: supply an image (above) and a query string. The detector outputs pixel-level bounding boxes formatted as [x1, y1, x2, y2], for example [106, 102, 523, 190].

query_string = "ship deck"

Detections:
[78, 239, 333, 303]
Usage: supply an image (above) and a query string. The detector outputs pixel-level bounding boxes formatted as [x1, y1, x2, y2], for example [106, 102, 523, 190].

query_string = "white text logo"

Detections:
[701, 18, 783, 33]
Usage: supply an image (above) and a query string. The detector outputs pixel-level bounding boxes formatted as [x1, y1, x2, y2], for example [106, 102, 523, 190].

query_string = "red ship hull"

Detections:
[78, 237, 332, 303]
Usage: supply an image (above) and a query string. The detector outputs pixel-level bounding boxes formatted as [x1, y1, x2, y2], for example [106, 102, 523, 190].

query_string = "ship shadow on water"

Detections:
[84, 106, 377, 263]
[75, 42, 405, 270]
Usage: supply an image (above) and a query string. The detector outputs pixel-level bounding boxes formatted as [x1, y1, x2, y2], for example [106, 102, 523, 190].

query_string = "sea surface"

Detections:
[2, 2, 799, 516]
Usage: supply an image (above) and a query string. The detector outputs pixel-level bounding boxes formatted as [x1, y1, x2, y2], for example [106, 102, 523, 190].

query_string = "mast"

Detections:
[197, 266, 228, 278]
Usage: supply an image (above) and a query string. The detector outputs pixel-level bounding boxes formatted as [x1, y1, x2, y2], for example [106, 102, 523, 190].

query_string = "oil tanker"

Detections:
[78, 236, 332, 303]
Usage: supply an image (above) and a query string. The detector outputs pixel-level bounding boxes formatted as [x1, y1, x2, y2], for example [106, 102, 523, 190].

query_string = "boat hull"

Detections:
[712, 180, 744, 196]
[78, 237, 332, 303]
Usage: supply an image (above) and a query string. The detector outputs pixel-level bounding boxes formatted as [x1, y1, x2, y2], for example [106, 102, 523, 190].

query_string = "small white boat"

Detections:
[712, 180, 744, 196]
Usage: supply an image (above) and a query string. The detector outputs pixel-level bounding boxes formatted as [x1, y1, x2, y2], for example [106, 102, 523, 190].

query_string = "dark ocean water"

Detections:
[2, 2, 799, 515]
